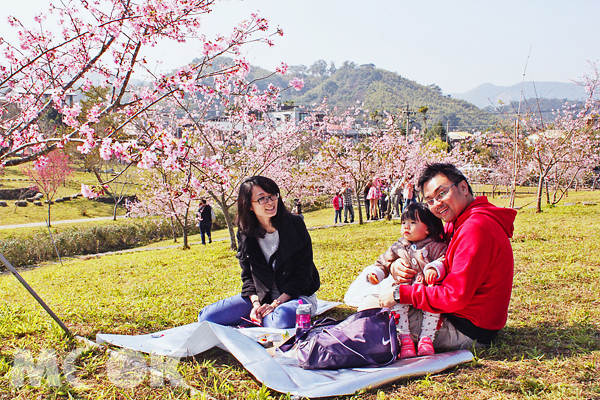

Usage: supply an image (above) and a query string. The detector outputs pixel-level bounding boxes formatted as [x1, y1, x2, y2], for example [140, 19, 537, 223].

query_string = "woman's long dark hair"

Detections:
[237, 176, 288, 238]
[401, 202, 446, 242]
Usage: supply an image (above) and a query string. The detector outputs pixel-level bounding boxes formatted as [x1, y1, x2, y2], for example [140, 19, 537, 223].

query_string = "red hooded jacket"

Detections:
[398, 196, 517, 333]
[332, 195, 343, 210]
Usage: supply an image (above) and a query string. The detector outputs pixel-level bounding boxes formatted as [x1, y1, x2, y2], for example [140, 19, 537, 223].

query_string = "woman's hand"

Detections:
[249, 295, 289, 323]
[378, 286, 398, 309]
[390, 258, 417, 284]
[256, 303, 275, 318]
[249, 304, 262, 324]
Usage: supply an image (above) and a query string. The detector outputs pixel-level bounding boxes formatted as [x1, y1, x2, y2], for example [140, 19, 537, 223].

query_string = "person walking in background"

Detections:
[402, 175, 416, 210]
[367, 178, 382, 220]
[342, 183, 355, 223]
[379, 179, 390, 219]
[363, 182, 372, 221]
[390, 177, 403, 217]
[292, 198, 304, 220]
[333, 192, 343, 224]
[197, 199, 214, 245]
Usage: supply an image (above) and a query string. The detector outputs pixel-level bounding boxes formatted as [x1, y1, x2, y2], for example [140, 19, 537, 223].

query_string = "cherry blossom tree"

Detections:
[310, 107, 467, 223]
[0, 0, 318, 248]
[97, 162, 138, 220]
[312, 134, 381, 224]
[265, 153, 315, 208]
[104, 54, 308, 250]
[515, 68, 600, 212]
[182, 99, 310, 250]
[21, 150, 73, 226]
[126, 167, 202, 249]
[485, 67, 600, 210]
[0, 0, 283, 183]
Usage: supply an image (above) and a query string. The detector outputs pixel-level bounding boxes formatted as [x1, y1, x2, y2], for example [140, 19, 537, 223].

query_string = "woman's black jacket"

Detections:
[236, 213, 320, 303]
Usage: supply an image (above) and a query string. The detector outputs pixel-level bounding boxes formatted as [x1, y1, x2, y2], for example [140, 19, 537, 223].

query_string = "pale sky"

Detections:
[2, 0, 599, 94]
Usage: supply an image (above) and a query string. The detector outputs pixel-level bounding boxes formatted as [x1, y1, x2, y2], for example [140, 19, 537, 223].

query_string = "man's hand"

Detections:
[390, 258, 417, 284]
[378, 286, 398, 309]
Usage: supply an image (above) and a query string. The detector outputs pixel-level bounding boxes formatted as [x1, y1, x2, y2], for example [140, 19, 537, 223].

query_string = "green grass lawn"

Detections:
[0, 166, 128, 227]
[0, 192, 599, 399]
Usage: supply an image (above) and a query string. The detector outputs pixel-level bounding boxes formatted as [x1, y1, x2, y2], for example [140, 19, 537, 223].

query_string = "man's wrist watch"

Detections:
[393, 285, 400, 302]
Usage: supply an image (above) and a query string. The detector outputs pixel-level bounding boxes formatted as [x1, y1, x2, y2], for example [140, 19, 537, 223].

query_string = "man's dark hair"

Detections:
[417, 163, 473, 195]
[237, 175, 288, 238]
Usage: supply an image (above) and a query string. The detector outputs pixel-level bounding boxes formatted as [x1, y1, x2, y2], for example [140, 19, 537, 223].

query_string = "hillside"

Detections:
[243, 61, 501, 131]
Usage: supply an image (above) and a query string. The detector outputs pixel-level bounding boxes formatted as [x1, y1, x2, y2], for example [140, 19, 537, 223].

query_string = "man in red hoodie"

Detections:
[379, 163, 517, 350]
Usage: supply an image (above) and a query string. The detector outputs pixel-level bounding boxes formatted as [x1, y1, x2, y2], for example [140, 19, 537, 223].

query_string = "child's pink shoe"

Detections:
[417, 336, 435, 356]
[399, 334, 416, 359]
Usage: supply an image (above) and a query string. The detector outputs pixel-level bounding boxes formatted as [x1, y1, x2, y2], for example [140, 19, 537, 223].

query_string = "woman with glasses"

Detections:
[198, 176, 320, 328]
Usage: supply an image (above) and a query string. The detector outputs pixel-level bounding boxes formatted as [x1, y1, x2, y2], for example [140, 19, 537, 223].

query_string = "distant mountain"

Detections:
[484, 97, 584, 123]
[244, 61, 500, 131]
[451, 82, 588, 109]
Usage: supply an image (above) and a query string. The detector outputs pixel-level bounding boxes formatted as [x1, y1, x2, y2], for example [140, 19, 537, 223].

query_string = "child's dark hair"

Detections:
[401, 202, 445, 242]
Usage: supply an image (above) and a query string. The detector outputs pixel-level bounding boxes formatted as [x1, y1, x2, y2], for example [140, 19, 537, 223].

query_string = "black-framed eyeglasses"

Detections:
[425, 183, 457, 207]
[252, 193, 279, 205]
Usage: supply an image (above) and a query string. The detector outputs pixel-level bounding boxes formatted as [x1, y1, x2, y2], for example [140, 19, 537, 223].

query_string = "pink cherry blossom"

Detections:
[289, 77, 305, 91]
[81, 183, 100, 199]
[276, 63, 288, 75]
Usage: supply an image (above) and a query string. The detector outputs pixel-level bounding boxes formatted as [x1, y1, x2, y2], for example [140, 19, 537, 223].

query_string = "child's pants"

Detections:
[334, 209, 342, 223]
[391, 303, 440, 341]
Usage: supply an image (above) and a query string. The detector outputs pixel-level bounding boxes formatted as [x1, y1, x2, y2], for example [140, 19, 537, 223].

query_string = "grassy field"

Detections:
[0, 191, 599, 399]
[0, 167, 128, 227]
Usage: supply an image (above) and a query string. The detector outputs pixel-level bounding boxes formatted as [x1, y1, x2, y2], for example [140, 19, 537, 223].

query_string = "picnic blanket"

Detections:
[97, 299, 341, 358]
[96, 299, 472, 397]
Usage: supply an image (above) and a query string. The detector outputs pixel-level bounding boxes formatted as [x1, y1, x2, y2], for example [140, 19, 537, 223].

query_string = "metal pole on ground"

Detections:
[0, 252, 74, 338]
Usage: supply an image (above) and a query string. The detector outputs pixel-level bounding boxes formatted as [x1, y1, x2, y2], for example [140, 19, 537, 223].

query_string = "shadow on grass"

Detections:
[482, 323, 600, 360]
[177, 318, 600, 399]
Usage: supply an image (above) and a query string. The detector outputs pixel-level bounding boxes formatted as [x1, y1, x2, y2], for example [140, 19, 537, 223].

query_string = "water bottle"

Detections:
[295, 300, 311, 336]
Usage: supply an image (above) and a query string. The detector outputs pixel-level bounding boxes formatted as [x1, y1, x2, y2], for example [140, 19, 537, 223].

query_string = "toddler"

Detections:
[365, 202, 447, 358]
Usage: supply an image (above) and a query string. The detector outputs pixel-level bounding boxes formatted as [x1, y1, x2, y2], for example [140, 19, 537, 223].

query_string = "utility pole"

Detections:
[399, 104, 417, 135]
